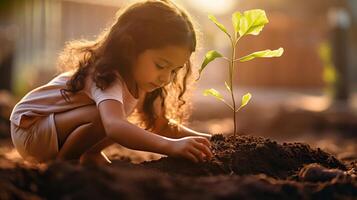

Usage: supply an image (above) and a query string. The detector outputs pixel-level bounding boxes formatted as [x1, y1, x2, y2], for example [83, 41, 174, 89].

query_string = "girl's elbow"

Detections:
[103, 123, 114, 138]
[103, 120, 118, 138]
[103, 120, 127, 138]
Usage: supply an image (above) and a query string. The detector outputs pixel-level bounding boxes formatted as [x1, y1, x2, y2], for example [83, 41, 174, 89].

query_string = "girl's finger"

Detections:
[186, 151, 199, 163]
[193, 142, 213, 159]
[188, 148, 204, 162]
[194, 137, 211, 148]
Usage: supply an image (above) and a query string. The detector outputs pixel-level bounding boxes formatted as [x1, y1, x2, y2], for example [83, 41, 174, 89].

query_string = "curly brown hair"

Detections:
[58, 0, 199, 130]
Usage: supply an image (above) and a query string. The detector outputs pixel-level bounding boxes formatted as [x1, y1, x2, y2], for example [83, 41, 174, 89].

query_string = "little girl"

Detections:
[9, 0, 213, 165]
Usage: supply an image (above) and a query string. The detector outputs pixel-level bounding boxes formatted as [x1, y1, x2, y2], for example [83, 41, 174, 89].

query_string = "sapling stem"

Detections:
[230, 38, 237, 136]
[230, 36, 242, 136]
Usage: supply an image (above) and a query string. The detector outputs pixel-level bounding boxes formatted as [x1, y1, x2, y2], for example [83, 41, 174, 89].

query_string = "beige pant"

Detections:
[10, 114, 59, 163]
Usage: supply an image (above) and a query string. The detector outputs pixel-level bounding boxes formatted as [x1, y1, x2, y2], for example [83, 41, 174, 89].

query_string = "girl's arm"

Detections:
[142, 95, 211, 139]
[152, 116, 211, 140]
[98, 99, 213, 162]
[149, 97, 211, 139]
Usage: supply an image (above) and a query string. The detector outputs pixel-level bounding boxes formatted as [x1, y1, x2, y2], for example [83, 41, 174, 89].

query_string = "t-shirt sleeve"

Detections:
[90, 78, 124, 106]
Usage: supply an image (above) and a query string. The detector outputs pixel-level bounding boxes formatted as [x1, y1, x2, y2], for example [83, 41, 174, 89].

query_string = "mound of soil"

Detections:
[143, 135, 346, 179]
[0, 134, 356, 200]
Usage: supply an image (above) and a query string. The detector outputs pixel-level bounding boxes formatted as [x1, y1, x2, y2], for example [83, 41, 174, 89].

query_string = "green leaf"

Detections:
[197, 50, 223, 80]
[208, 14, 231, 38]
[323, 65, 337, 84]
[203, 88, 234, 111]
[232, 11, 243, 35]
[318, 42, 333, 66]
[203, 88, 224, 101]
[236, 93, 252, 112]
[224, 81, 231, 92]
[239, 48, 284, 62]
[318, 42, 337, 84]
[239, 9, 269, 36]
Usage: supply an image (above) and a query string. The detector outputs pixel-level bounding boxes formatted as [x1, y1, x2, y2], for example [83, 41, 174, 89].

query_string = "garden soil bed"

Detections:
[0, 134, 356, 200]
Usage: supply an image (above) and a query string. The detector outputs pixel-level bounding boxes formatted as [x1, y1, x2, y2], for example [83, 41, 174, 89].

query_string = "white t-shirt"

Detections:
[10, 71, 139, 128]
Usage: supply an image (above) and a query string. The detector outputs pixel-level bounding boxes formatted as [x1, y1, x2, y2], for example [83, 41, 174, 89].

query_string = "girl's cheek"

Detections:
[148, 70, 159, 79]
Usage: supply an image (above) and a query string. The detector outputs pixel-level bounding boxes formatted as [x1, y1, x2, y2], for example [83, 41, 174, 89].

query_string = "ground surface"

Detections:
[0, 134, 356, 200]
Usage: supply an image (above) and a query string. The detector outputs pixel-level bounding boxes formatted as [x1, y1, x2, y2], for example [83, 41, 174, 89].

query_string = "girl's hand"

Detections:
[196, 132, 212, 140]
[167, 136, 213, 163]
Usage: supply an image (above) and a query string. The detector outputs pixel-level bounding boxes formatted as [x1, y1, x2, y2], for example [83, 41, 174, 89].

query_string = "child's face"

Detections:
[132, 45, 191, 92]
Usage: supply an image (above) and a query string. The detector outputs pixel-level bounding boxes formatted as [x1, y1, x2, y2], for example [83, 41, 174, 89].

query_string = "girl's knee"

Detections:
[78, 105, 102, 127]
[86, 105, 104, 130]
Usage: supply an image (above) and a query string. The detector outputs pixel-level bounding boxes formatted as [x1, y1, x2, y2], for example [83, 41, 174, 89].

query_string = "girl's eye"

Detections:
[155, 63, 165, 70]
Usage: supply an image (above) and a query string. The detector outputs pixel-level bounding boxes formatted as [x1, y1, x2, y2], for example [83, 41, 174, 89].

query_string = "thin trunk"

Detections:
[230, 40, 237, 136]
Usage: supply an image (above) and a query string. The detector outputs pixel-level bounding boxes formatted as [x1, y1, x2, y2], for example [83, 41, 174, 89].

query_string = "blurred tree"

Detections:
[0, 0, 16, 91]
[0, 36, 14, 91]
[328, 8, 351, 102]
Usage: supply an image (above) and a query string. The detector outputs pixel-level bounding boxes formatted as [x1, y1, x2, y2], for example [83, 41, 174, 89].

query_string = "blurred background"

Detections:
[0, 0, 356, 163]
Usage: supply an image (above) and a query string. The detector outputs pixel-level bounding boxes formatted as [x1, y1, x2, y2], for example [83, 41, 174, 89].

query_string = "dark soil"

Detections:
[0, 134, 356, 200]
[143, 135, 347, 179]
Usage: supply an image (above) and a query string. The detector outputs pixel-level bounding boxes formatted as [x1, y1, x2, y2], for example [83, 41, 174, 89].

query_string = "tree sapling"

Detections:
[197, 9, 284, 136]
